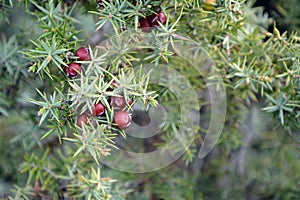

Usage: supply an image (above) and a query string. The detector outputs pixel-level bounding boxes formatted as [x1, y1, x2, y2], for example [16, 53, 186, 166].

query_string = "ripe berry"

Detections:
[65, 62, 81, 78]
[76, 47, 91, 61]
[114, 111, 132, 130]
[92, 102, 105, 116]
[147, 11, 167, 27]
[110, 96, 126, 110]
[77, 114, 88, 126]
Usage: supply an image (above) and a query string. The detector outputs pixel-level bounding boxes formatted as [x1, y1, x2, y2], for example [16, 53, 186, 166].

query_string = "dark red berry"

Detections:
[114, 111, 131, 130]
[92, 102, 105, 116]
[148, 11, 167, 27]
[77, 114, 88, 126]
[139, 17, 151, 32]
[76, 47, 91, 61]
[65, 62, 81, 78]
[69, 63, 81, 75]
[110, 96, 126, 110]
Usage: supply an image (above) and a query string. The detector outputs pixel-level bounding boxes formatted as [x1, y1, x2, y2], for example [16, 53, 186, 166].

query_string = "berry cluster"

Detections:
[77, 102, 133, 130]
[64, 47, 91, 78]
[77, 94, 133, 130]
[139, 11, 167, 31]
[96, 0, 166, 31]
[73, 2, 166, 131]
[69, 54, 133, 131]
[110, 95, 133, 130]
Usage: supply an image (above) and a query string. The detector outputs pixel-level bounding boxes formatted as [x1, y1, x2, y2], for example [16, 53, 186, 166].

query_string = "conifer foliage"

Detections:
[0, 0, 300, 199]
